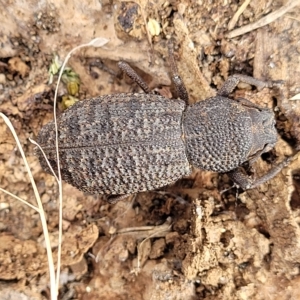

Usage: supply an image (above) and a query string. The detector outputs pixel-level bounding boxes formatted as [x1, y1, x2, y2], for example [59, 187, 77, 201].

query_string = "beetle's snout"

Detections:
[262, 111, 278, 145]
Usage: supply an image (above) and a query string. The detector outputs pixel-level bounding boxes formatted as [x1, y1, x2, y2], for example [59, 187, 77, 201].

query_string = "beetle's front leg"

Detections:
[217, 74, 283, 97]
[118, 61, 151, 94]
[227, 156, 293, 190]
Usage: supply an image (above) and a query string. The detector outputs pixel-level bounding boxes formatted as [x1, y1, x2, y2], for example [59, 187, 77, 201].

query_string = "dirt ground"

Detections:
[1, 0, 300, 299]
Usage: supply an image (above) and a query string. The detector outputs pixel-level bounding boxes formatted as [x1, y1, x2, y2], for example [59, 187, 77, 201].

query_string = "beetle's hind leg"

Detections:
[118, 61, 151, 94]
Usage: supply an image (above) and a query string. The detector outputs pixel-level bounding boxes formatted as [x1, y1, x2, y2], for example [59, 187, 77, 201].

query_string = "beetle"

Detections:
[36, 46, 291, 198]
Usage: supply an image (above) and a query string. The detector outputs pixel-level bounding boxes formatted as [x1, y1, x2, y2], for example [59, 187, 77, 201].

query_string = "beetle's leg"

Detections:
[168, 44, 189, 104]
[227, 156, 293, 190]
[217, 74, 284, 97]
[118, 61, 151, 94]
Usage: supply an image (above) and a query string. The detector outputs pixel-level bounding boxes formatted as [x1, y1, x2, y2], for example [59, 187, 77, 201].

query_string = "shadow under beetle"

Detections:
[36, 46, 292, 198]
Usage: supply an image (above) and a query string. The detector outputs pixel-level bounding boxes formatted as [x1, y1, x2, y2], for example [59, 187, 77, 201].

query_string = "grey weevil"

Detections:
[36, 47, 292, 198]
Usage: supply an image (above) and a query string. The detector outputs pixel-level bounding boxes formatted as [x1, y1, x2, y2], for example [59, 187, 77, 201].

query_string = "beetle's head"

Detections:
[248, 107, 277, 158]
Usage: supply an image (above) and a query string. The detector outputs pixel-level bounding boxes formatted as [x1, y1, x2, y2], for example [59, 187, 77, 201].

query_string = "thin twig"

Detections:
[227, 0, 300, 38]
[228, 0, 251, 31]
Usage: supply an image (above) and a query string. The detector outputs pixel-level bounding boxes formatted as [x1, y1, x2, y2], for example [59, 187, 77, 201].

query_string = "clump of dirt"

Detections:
[0, 0, 300, 299]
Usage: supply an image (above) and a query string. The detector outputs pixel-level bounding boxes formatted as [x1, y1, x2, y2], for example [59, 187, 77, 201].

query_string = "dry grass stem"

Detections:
[30, 138, 59, 183]
[117, 217, 172, 238]
[52, 37, 109, 289]
[136, 220, 172, 271]
[0, 112, 57, 300]
[0, 187, 39, 212]
[227, 0, 300, 38]
[228, 0, 251, 31]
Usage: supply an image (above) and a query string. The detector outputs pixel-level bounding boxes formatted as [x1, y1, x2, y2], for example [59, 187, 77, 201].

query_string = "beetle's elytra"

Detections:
[37, 53, 289, 195]
[37, 94, 190, 194]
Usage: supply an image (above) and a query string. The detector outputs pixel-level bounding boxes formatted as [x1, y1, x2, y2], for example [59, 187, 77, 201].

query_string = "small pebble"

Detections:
[0, 74, 6, 84]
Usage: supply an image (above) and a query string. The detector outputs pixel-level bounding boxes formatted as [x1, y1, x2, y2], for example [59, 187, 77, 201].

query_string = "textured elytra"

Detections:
[37, 93, 191, 194]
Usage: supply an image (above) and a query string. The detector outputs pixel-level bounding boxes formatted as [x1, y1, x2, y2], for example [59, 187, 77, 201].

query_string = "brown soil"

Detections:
[1, 0, 300, 299]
